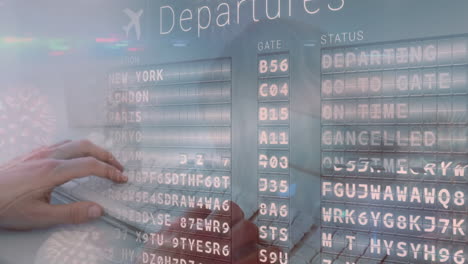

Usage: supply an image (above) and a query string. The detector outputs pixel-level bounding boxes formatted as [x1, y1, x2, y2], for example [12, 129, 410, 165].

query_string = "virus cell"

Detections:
[35, 226, 106, 264]
[34, 225, 135, 264]
[0, 87, 56, 157]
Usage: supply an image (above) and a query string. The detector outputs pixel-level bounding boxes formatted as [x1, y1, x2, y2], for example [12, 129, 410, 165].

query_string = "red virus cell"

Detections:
[0, 88, 56, 157]
[35, 226, 105, 264]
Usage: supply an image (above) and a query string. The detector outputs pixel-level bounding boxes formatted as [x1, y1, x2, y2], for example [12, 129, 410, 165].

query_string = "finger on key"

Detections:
[23, 140, 73, 161]
[48, 140, 124, 171]
[50, 157, 127, 186]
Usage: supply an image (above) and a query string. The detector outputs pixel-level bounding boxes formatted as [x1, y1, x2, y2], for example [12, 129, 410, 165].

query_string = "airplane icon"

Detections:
[123, 8, 143, 40]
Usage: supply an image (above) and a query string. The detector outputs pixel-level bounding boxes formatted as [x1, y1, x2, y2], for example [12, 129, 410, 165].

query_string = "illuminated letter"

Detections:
[370, 50, 381, 65]
[322, 130, 333, 145]
[382, 48, 395, 65]
[160, 6, 175, 35]
[409, 215, 421, 231]
[322, 181, 332, 196]
[179, 9, 193, 32]
[424, 131, 435, 147]
[322, 54, 333, 69]
[370, 238, 381, 254]
[346, 52, 356, 67]
[322, 232, 332, 247]
[453, 219, 465, 235]
[410, 73, 422, 90]
[409, 46, 422, 63]
[397, 242, 408, 257]
[216, 3, 231, 27]
[334, 53, 344, 68]
[396, 47, 409, 64]
[259, 130, 268, 145]
[358, 212, 368, 225]
[439, 72, 451, 89]
[383, 213, 394, 228]
[237, 0, 247, 24]
[334, 183, 344, 197]
[252, 0, 260, 22]
[328, 0, 345, 11]
[322, 104, 332, 120]
[423, 245, 436, 262]
[266, 0, 281, 20]
[396, 75, 408, 91]
[322, 207, 332, 222]
[345, 235, 356, 250]
[383, 240, 394, 255]
[322, 79, 333, 95]
[304, 0, 320, 14]
[423, 73, 436, 90]
[197, 6, 212, 38]
[424, 45, 437, 62]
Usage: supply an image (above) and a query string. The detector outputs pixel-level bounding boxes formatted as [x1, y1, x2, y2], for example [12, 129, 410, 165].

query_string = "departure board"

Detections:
[321, 36, 468, 263]
[3, 0, 468, 264]
[108, 58, 234, 262]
